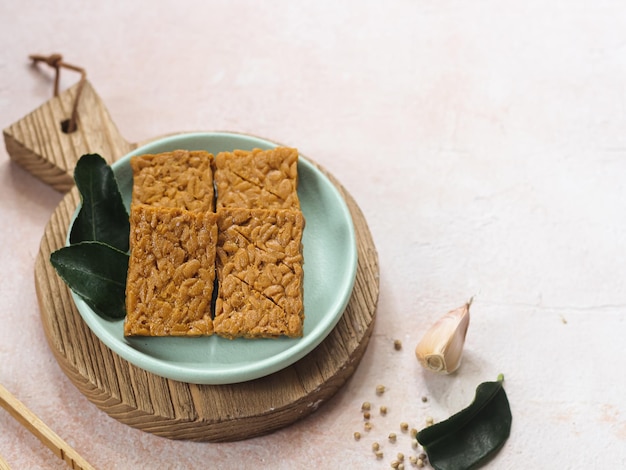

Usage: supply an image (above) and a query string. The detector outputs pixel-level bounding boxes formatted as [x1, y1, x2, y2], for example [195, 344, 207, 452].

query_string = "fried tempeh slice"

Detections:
[130, 149, 214, 212]
[124, 205, 218, 336]
[213, 147, 300, 210]
[214, 208, 305, 338]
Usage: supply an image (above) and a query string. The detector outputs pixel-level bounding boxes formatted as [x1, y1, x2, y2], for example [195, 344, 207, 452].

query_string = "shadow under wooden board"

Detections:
[7, 81, 380, 441]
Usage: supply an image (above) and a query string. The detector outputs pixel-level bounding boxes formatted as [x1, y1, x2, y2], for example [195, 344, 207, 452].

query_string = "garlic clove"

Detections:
[415, 299, 472, 374]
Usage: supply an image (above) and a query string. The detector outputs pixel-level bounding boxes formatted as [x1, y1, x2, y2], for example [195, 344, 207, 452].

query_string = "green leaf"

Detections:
[417, 376, 512, 470]
[50, 241, 129, 320]
[70, 153, 130, 252]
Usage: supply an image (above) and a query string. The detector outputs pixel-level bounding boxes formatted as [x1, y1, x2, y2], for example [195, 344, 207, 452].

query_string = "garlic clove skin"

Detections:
[415, 299, 471, 374]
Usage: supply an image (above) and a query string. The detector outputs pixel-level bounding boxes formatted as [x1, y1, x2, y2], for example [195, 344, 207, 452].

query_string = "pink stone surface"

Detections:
[2, 1, 626, 468]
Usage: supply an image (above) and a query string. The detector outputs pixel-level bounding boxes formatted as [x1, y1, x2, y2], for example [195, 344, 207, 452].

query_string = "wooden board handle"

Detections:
[3, 80, 134, 192]
[0, 383, 94, 470]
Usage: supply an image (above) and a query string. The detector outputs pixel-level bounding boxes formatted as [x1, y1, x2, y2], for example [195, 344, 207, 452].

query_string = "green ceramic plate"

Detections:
[69, 132, 358, 384]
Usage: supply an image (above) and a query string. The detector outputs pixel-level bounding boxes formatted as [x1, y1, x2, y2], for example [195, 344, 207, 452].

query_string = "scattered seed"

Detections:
[397, 452, 405, 461]
[421, 396, 428, 403]
[361, 401, 371, 411]
[398, 464, 405, 470]
[419, 453, 427, 462]
[376, 384, 386, 395]
[400, 422, 409, 433]
[409, 455, 417, 465]
[372, 442, 380, 452]
[364, 411, 371, 420]
[380, 405, 388, 415]
[425, 416, 434, 426]
[364, 421, 373, 431]
[353, 431, 361, 441]
[375, 450, 384, 460]
[394, 339, 402, 350]
[411, 440, 418, 449]
[416, 457, 425, 468]
[391, 460, 400, 469]
[388, 432, 397, 442]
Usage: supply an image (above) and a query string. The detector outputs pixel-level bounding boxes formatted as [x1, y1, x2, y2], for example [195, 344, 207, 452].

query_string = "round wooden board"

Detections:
[34, 156, 379, 442]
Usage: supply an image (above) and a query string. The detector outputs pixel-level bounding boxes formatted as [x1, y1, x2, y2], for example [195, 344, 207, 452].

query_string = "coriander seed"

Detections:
[425, 416, 434, 426]
[361, 401, 371, 411]
[380, 405, 388, 415]
[400, 422, 409, 432]
[394, 339, 402, 350]
[388, 432, 397, 442]
[363, 411, 371, 420]
[364, 421, 373, 431]
[376, 384, 386, 395]
[353, 431, 361, 441]
[372, 442, 380, 452]
[375, 450, 383, 459]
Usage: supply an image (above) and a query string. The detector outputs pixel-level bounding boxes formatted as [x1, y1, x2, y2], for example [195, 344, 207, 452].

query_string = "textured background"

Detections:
[1, 0, 626, 468]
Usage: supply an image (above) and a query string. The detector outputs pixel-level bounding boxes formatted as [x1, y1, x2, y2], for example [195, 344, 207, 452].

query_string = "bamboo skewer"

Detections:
[0, 453, 11, 470]
[0, 384, 94, 470]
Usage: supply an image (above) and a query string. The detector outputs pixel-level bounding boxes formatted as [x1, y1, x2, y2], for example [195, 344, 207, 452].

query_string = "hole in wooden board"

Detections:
[60, 118, 77, 134]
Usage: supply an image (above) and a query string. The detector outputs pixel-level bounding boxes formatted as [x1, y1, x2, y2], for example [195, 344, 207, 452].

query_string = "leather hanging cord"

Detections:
[29, 53, 87, 133]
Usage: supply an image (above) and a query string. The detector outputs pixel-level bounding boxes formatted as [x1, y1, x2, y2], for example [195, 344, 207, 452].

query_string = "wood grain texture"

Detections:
[3, 81, 134, 192]
[35, 153, 379, 441]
